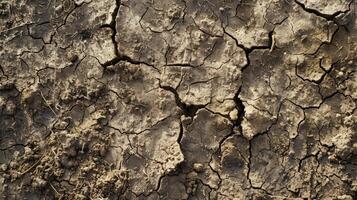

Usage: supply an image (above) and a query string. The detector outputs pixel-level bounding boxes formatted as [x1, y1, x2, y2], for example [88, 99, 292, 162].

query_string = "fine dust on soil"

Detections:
[0, 0, 356, 199]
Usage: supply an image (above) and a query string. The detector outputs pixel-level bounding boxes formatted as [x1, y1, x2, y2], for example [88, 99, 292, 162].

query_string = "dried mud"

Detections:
[0, 0, 356, 199]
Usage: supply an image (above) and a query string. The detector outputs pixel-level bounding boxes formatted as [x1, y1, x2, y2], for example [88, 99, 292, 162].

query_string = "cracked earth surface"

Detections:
[0, 0, 356, 199]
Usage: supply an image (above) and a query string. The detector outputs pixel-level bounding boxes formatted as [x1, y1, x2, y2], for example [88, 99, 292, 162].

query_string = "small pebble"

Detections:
[193, 163, 204, 173]
[55, 5, 63, 12]
[229, 109, 238, 121]
[0, 164, 7, 171]
[24, 147, 33, 155]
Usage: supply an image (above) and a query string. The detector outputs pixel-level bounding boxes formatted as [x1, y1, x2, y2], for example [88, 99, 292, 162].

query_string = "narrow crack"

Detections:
[111, 0, 121, 57]
[102, 55, 160, 72]
[158, 83, 207, 117]
[245, 99, 286, 189]
[233, 86, 245, 134]
[100, 0, 120, 57]
[224, 29, 274, 73]
[298, 153, 319, 172]
[99, 0, 160, 72]
[99, 1, 160, 72]
[294, 0, 351, 22]
[247, 137, 254, 188]
[2, 0, 356, 198]
[177, 119, 184, 143]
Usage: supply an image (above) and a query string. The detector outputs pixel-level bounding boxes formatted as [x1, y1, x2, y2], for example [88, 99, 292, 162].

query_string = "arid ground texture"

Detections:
[0, 0, 356, 199]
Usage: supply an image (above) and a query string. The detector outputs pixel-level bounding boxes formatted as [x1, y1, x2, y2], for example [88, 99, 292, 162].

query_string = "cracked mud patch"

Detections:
[0, 0, 356, 199]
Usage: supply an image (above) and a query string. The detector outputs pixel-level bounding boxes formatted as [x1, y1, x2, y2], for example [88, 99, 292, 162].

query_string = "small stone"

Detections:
[74, 0, 85, 5]
[193, 163, 204, 173]
[0, 164, 7, 171]
[229, 109, 238, 121]
[55, 5, 63, 12]
[328, 154, 337, 162]
[338, 71, 344, 77]
[24, 147, 33, 155]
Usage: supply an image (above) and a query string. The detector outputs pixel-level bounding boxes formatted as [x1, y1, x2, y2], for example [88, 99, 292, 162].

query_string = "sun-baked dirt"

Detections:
[0, 0, 356, 199]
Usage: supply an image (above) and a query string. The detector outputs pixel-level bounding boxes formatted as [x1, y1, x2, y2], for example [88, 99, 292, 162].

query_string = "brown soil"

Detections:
[0, 0, 356, 199]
